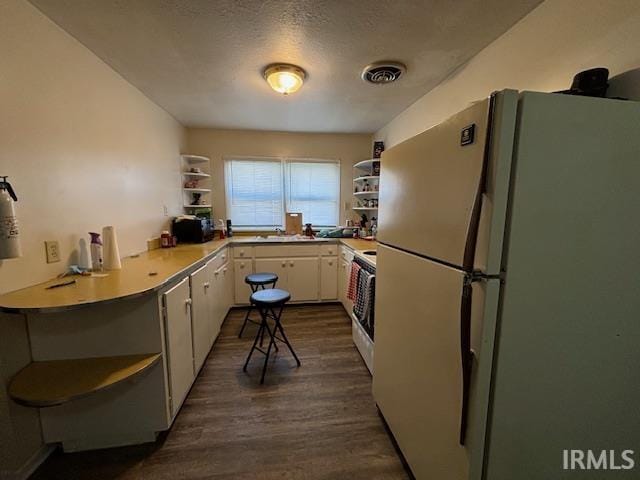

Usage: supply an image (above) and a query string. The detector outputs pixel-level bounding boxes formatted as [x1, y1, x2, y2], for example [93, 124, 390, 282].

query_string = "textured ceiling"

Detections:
[29, 0, 542, 133]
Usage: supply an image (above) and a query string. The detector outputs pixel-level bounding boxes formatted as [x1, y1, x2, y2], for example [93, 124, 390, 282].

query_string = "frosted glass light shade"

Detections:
[264, 64, 306, 95]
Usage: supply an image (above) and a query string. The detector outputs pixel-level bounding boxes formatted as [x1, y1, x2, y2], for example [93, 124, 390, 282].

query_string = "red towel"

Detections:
[347, 262, 361, 302]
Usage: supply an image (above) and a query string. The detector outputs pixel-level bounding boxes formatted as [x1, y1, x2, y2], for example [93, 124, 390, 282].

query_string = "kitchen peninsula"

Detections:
[0, 236, 376, 452]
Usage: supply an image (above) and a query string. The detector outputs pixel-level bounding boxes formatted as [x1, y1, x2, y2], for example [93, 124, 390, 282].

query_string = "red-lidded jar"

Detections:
[161, 230, 171, 248]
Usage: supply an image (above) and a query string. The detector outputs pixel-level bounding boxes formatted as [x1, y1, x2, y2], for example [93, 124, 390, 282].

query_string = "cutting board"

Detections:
[285, 212, 303, 235]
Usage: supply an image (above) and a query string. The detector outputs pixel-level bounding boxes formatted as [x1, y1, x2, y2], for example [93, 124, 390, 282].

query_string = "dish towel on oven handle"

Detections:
[354, 269, 375, 326]
[347, 262, 361, 302]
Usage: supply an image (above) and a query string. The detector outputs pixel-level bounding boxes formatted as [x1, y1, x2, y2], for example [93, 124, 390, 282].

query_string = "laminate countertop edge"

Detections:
[0, 238, 377, 314]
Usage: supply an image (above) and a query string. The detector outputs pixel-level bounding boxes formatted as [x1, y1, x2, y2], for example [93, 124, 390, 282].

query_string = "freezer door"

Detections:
[377, 98, 491, 269]
[373, 244, 488, 479]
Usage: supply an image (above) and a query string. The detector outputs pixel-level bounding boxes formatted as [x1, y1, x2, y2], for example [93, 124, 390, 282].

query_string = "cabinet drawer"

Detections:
[210, 247, 229, 270]
[340, 245, 355, 263]
[233, 246, 254, 259]
[320, 244, 338, 257]
[254, 244, 320, 258]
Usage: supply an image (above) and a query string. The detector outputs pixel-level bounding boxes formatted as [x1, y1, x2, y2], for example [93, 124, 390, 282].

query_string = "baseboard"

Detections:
[0, 444, 55, 480]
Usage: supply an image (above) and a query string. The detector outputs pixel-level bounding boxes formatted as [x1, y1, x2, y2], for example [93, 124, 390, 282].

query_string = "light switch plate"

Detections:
[45, 240, 61, 263]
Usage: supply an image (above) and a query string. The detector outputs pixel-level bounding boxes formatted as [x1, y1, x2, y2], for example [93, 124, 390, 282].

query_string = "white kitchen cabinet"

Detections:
[338, 259, 346, 304]
[233, 246, 253, 259]
[320, 257, 338, 300]
[190, 263, 213, 373]
[162, 277, 195, 417]
[221, 262, 233, 315]
[287, 257, 320, 302]
[212, 262, 231, 338]
[234, 258, 254, 304]
[254, 258, 288, 292]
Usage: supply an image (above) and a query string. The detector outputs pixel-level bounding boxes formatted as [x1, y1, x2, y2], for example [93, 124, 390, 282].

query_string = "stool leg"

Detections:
[274, 306, 301, 367]
[238, 305, 253, 338]
[242, 314, 265, 372]
[239, 284, 260, 338]
[260, 307, 277, 384]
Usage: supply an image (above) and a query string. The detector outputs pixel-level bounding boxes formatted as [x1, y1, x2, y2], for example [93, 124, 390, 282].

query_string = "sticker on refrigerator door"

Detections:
[460, 124, 475, 146]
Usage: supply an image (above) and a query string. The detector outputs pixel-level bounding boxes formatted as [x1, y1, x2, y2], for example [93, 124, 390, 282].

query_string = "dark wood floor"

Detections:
[32, 304, 410, 479]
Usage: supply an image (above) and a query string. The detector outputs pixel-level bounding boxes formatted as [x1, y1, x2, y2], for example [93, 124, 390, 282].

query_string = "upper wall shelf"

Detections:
[353, 191, 379, 197]
[353, 159, 380, 170]
[353, 176, 380, 182]
[181, 154, 212, 215]
[183, 172, 210, 178]
[181, 154, 210, 164]
[183, 188, 211, 193]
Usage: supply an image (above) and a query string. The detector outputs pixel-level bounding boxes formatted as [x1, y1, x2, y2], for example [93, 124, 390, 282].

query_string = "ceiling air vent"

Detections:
[361, 62, 406, 85]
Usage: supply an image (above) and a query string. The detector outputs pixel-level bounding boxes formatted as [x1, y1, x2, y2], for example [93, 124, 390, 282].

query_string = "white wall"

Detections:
[0, 0, 186, 476]
[0, 0, 186, 296]
[186, 129, 372, 227]
[375, 0, 640, 147]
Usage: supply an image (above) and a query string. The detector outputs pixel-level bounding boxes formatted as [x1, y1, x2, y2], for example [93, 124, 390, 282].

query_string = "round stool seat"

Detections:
[250, 288, 291, 306]
[245, 272, 278, 285]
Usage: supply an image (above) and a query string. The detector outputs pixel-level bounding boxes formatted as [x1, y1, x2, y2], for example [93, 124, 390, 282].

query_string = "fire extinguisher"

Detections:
[0, 176, 22, 259]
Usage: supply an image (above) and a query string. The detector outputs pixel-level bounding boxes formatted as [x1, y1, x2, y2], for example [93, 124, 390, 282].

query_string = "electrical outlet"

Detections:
[163, 204, 169, 217]
[45, 240, 61, 263]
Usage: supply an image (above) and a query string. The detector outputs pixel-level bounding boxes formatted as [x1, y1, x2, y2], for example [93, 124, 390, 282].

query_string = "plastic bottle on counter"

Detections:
[89, 232, 103, 271]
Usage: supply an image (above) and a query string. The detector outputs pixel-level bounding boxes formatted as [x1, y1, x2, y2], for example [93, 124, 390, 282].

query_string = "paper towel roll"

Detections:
[102, 225, 122, 270]
[78, 237, 92, 270]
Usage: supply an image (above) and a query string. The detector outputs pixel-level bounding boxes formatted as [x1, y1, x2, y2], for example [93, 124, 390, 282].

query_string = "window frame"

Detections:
[223, 155, 341, 231]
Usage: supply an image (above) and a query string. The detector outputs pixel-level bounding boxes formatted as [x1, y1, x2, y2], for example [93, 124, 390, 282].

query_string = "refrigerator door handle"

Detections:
[459, 281, 474, 445]
[462, 93, 496, 271]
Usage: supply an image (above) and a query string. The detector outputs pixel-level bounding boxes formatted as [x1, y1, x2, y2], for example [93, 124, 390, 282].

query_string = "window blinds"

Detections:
[225, 159, 283, 228]
[225, 158, 340, 229]
[285, 160, 339, 227]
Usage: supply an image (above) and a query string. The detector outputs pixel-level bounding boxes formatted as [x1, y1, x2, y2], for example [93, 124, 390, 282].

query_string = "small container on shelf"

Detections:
[373, 141, 384, 159]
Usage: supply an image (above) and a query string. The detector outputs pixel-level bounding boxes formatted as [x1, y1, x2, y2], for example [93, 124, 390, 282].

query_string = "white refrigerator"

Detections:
[373, 90, 640, 480]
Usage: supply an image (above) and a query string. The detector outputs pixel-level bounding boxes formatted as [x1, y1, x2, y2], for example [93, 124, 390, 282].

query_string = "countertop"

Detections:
[339, 238, 377, 252]
[0, 237, 378, 313]
[0, 239, 231, 313]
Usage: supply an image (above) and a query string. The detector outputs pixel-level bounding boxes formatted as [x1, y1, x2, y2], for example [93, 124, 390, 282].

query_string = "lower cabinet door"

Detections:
[254, 258, 288, 292]
[287, 257, 320, 302]
[163, 277, 195, 417]
[321, 257, 338, 300]
[190, 263, 212, 373]
[205, 259, 218, 347]
[233, 259, 254, 304]
[222, 263, 233, 314]
[338, 259, 347, 305]
[212, 264, 226, 338]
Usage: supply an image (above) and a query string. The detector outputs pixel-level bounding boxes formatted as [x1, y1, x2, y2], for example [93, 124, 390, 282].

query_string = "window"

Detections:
[225, 157, 340, 229]
[224, 158, 283, 228]
[285, 160, 340, 227]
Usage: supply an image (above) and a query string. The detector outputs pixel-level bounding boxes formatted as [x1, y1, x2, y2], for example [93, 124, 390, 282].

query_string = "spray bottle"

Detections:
[89, 232, 103, 272]
[0, 176, 22, 259]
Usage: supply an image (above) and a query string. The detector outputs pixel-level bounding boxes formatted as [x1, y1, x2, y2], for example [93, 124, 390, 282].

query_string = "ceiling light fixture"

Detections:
[264, 64, 306, 95]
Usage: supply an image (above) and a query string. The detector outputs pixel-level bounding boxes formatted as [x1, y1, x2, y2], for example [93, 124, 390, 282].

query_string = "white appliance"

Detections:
[373, 90, 640, 480]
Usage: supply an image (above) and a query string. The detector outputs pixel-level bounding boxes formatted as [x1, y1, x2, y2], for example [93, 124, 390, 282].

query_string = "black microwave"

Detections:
[172, 217, 214, 243]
